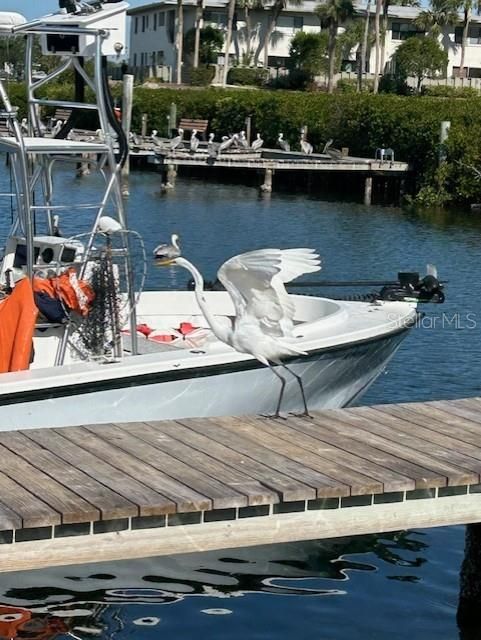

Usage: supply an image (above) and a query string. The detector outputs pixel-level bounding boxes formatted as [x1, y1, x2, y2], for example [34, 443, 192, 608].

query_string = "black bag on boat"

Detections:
[34, 292, 67, 323]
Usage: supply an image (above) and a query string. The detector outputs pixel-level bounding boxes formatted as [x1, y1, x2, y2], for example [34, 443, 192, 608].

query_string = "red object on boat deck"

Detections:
[0, 278, 38, 373]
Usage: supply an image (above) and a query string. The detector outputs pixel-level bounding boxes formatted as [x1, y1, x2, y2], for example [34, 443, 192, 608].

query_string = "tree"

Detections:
[395, 34, 448, 91]
[288, 31, 328, 79]
[185, 26, 224, 64]
[175, 0, 184, 83]
[193, 0, 205, 68]
[373, 0, 382, 91]
[414, 0, 459, 38]
[236, 0, 262, 65]
[358, 0, 372, 91]
[255, 0, 303, 67]
[458, 0, 479, 78]
[380, 0, 420, 83]
[222, 0, 237, 85]
[315, 0, 355, 93]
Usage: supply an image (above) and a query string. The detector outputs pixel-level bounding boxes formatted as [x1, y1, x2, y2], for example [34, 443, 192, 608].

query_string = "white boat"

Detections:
[0, 2, 438, 430]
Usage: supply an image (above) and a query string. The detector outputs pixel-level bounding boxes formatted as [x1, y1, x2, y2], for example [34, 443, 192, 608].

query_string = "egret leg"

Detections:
[282, 364, 310, 417]
[268, 365, 287, 418]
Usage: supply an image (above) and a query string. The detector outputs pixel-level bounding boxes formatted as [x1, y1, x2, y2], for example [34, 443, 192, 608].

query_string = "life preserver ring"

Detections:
[0, 606, 31, 638]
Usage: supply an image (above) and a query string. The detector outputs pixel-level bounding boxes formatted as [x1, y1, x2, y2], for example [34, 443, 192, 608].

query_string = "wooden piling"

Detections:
[364, 175, 373, 206]
[261, 167, 273, 192]
[141, 113, 148, 138]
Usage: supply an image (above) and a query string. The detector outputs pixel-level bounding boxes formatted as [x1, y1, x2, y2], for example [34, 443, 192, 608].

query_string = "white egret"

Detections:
[153, 233, 181, 261]
[158, 247, 321, 416]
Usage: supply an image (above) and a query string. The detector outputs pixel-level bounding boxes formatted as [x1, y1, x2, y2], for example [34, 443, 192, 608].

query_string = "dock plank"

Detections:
[363, 406, 481, 467]
[87, 423, 248, 510]
[213, 415, 382, 496]
[0, 470, 60, 528]
[171, 418, 321, 501]
[285, 414, 446, 489]
[25, 428, 163, 517]
[0, 442, 99, 524]
[239, 415, 415, 493]
[180, 416, 347, 499]
[118, 421, 278, 506]
[63, 426, 211, 513]
[344, 407, 481, 481]
[324, 409, 476, 485]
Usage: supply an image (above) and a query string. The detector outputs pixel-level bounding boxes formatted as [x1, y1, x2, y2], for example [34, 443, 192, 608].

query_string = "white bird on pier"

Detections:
[219, 134, 236, 153]
[238, 130, 249, 149]
[190, 129, 200, 153]
[251, 133, 264, 151]
[20, 118, 28, 134]
[277, 133, 290, 152]
[51, 119, 63, 137]
[207, 132, 219, 158]
[130, 131, 142, 146]
[151, 129, 163, 147]
[157, 247, 321, 416]
[300, 128, 313, 155]
[169, 128, 184, 150]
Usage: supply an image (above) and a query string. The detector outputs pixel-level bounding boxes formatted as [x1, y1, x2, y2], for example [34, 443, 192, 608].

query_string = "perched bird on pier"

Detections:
[153, 233, 181, 261]
[251, 133, 264, 151]
[155, 246, 321, 417]
[151, 129, 163, 147]
[238, 130, 249, 149]
[51, 119, 63, 138]
[130, 131, 142, 146]
[207, 132, 219, 158]
[20, 118, 28, 134]
[190, 129, 200, 153]
[300, 128, 313, 155]
[219, 134, 236, 153]
[169, 128, 184, 150]
[277, 133, 290, 152]
[321, 138, 333, 155]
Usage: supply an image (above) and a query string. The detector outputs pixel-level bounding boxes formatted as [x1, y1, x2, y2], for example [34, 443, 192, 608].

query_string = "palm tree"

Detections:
[380, 0, 420, 82]
[255, 0, 303, 68]
[193, 0, 205, 68]
[236, 0, 262, 64]
[315, 0, 355, 92]
[222, 0, 237, 85]
[414, 0, 459, 38]
[358, 0, 372, 91]
[458, 0, 478, 78]
[175, 0, 184, 83]
[373, 0, 382, 92]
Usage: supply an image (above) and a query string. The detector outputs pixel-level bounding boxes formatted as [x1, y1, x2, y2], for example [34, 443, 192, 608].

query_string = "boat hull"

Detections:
[0, 328, 409, 430]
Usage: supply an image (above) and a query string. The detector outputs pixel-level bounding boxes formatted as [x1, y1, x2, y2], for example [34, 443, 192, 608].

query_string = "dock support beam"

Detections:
[261, 167, 273, 193]
[161, 164, 177, 191]
[458, 523, 481, 632]
[364, 175, 372, 206]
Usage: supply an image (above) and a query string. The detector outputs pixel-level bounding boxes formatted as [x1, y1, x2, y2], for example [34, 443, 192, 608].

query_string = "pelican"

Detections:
[153, 233, 181, 261]
[219, 134, 235, 153]
[238, 130, 249, 149]
[20, 118, 28, 134]
[251, 133, 264, 151]
[130, 131, 142, 146]
[300, 138, 313, 155]
[207, 132, 219, 158]
[190, 129, 200, 153]
[278, 133, 290, 152]
[51, 119, 63, 137]
[156, 247, 321, 416]
[322, 138, 333, 154]
[169, 128, 184, 150]
[151, 129, 163, 146]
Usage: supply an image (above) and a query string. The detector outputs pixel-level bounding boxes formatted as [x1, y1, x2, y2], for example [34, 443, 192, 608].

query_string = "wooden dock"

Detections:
[1, 397, 481, 572]
[130, 147, 410, 203]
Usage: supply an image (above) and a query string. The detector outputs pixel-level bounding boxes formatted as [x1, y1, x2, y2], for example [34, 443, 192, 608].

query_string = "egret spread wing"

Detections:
[217, 248, 320, 337]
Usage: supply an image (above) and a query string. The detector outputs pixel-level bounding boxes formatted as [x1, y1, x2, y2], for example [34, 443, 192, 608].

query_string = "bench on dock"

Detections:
[178, 118, 209, 139]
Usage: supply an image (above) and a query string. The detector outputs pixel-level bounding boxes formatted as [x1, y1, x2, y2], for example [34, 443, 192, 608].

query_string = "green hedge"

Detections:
[420, 85, 479, 98]
[226, 66, 270, 86]
[8, 81, 481, 204]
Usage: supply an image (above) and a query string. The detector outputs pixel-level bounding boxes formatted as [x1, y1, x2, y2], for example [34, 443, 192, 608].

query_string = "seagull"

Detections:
[251, 133, 264, 151]
[190, 129, 200, 153]
[169, 128, 184, 150]
[156, 247, 321, 416]
[278, 133, 290, 152]
[153, 233, 181, 261]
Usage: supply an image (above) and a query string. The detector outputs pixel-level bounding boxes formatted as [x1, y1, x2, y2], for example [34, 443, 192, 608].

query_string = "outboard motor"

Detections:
[379, 268, 444, 303]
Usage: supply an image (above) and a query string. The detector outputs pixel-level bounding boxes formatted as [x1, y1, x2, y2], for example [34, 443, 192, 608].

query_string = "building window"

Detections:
[134, 16, 138, 34]
[455, 25, 481, 44]
[133, 53, 137, 67]
[157, 50, 164, 64]
[154, 13, 157, 30]
[142, 15, 146, 32]
[391, 21, 423, 40]
[204, 10, 227, 27]
[293, 16, 304, 30]
[158, 12, 165, 26]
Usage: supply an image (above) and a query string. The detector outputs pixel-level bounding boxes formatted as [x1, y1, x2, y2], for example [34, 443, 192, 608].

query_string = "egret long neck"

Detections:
[176, 258, 231, 344]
